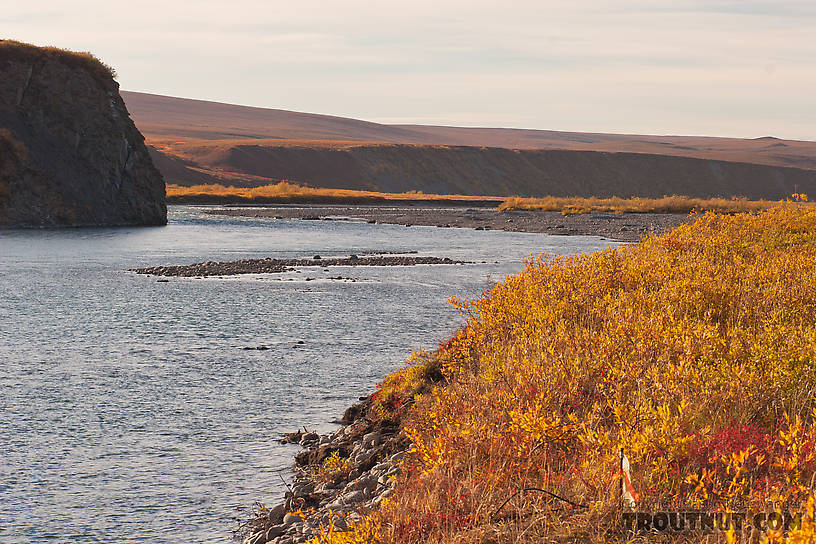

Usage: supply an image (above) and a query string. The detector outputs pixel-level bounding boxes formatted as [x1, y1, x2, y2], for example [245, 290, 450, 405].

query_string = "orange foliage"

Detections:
[497, 195, 807, 215]
[315, 200, 816, 543]
[165, 182, 503, 202]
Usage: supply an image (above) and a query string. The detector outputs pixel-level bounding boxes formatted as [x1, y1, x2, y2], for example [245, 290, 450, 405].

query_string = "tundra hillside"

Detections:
[123, 91, 816, 200]
[310, 200, 816, 543]
[0, 41, 165, 227]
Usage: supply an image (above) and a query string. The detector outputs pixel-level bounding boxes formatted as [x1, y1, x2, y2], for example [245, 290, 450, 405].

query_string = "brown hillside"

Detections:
[123, 91, 816, 170]
[121, 91, 816, 198]
[169, 142, 816, 199]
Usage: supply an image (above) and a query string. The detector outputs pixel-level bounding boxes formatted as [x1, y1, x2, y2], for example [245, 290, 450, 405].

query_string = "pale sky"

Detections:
[3, 0, 815, 140]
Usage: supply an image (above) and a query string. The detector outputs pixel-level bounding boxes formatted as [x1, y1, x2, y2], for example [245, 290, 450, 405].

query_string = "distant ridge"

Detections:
[122, 91, 816, 199]
[123, 91, 816, 170]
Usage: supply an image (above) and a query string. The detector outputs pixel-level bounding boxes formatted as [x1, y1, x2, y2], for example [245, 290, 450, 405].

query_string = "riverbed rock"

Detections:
[243, 530, 267, 544]
[362, 431, 381, 449]
[341, 402, 365, 424]
[243, 393, 412, 543]
[278, 430, 304, 444]
[131, 255, 466, 277]
[292, 480, 315, 495]
[267, 503, 286, 525]
[264, 525, 286, 540]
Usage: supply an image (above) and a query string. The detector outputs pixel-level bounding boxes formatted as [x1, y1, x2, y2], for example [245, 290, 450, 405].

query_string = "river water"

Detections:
[0, 206, 618, 543]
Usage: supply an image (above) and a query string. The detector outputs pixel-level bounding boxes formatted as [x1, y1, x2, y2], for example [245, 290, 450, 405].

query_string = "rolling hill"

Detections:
[122, 91, 816, 199]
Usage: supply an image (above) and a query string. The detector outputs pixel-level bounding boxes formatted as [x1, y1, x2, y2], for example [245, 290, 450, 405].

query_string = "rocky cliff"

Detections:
[0, 41, 165, 227]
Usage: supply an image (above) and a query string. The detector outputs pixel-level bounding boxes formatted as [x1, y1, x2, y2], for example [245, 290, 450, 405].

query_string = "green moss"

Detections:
[0, 40, 117, 80]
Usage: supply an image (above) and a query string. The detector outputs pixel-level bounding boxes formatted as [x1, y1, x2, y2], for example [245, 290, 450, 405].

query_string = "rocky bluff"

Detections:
[0, 41, 165, 227]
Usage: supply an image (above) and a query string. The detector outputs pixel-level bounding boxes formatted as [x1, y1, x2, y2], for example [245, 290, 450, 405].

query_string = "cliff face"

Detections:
[0, 41, 165, 227]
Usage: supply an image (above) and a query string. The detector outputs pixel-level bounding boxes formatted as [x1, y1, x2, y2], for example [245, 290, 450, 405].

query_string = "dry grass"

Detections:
[0, 39, 116, 80]
[166, 184, 812, 215]
[314, 201, 816, 543]
[497, 195, 797, 214]
[165, 182, 504, 202]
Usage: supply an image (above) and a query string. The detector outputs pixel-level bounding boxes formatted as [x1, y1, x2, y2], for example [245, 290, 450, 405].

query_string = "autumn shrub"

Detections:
[310, 451, 355, 485]
[370, 351, 444, 424]
[313, 201, 816, 543]
[498, 195, 789, 214]
[165, 182, 502, 202]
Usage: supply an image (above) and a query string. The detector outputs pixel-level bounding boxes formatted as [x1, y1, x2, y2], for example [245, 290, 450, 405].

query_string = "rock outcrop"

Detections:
[0, 41, 165, 227]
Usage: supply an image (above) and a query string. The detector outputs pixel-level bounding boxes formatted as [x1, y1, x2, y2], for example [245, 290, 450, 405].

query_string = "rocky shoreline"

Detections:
[221, 207, 690, 544]
[131, 255, 466, 277]
[240, 396, 408, 544]
[207, 206, 693, 242]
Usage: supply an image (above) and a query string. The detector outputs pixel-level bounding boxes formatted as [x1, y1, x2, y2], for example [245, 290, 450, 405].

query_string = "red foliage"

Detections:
[687, 422, 772, 467]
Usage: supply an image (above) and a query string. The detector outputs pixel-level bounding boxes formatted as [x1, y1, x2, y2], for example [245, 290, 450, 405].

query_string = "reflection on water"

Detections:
[0, 206, 618, 543]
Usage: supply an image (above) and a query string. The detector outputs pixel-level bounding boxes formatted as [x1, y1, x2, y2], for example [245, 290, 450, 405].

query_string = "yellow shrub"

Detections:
[317, 202, 816, 543]
[310, 451, 354, 485]
[497, 194, 805, 214]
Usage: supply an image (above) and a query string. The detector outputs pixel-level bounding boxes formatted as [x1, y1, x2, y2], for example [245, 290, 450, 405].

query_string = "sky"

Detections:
[3, 0, 815, 140]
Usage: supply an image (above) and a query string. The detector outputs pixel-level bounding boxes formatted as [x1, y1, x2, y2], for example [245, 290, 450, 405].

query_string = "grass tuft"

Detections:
[0, 39, 117, 80]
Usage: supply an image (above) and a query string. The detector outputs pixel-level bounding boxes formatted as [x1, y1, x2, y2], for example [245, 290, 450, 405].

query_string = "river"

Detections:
[0, 206, 618, 543]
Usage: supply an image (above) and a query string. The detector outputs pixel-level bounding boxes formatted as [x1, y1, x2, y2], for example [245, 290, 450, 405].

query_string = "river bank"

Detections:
[1, 206, 619, 544]
[208, 206, 692, 242]
[240, 396, 409, 544]
[226, 205, 677, 542]
[267, 204, 816, 544]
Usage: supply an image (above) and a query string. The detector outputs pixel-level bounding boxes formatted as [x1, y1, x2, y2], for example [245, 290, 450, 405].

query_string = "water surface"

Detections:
[0, 206, 618, 543]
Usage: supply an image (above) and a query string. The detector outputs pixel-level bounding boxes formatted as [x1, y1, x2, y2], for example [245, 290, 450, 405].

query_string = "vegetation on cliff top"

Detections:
[314, 199, 816, 543]
[0, 39, 116, 80]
